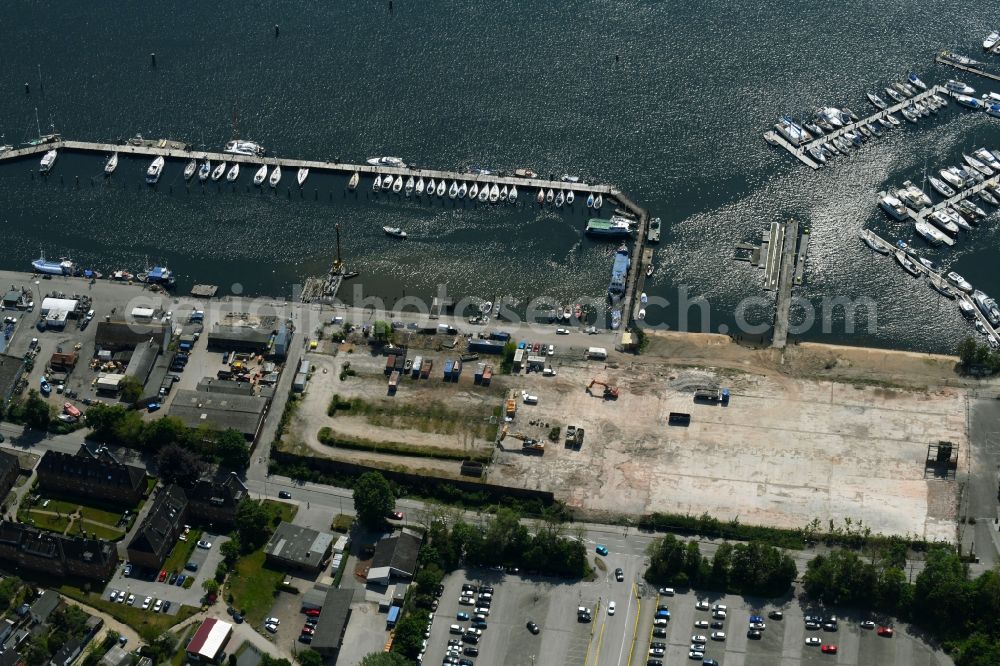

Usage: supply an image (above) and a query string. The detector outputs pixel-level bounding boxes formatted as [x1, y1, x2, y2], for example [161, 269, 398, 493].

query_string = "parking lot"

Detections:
[103, 533, 227, 615]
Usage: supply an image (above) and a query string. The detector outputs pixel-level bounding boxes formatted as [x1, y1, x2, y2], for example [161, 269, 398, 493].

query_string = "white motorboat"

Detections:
[366, 156, 407, 168]
[436, 180, 446, 196]
[954, 94, 983, 110]
[489, 183, 500, 203]
[900, 106, 919, 123]
[426, 178, 435, 195]
[985, 31, 1000, 51]
[105, 152, 119, 176]
[183, 158, 196, 180]
[988, 104, 1000, 118]
[392, 175, 403, 193]
[928, 176, 955, 198]
[405, 176, 415, 196]
[594, 194, 603, 209]
[348, 172, 360, 190]
[383, 226, 407, 239]
[211, 161, 227, 181]
[927, 210, 959, 235]
[908, 72, 927, 90]
[867, 92, 887, 110]
[555, 190, 565, 207]
[414, 177, 424, 194]
[895, 249, 921, 276]
[536, 188, 545, 204]
[963, 153, 994, 176]
[637, 309, 645, 321]
[946, 79, 976, 95]
[885, 113, 901, 126]
[945, 208, 972, 231]
[859, 230, 890, 254]
[269, 164, 282, 188]
[499, 185, 508, 201]
[372, 175, 382, 192]
[940, 168, 965, 190]
[509, 185, 517, 202]
[947, 271, 974, 293]
[34, 150, 55, 173]
[974, 147, 1000, 171]
[561, 174, 581, 183]
[878, 190, 908, 220]
[959, 300, 976, 318]
[545, 188, 554, 204]
[297, 168, 309, 187]
[254, 165, 268, 186]
[447, 181, 458, 198]
[198, 160, 211, 181]
[469, 183, 479, 199]
[980, 189, 999, 206]
[885, 87, 905, 103]
[941, 50, 984, 67]
[224, 139, 265, 157]
[901, 180, 931, 208]
[145, 156, 165, 185]
[382, 174, 393, 190]
[226, 163, 239, 182]
[566, 190, 575, 204]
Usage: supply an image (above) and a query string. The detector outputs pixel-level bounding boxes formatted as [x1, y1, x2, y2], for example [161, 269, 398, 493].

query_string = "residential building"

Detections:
[186, 472, 247, 526]
[0, 354, 24, 407]
[28, 591, 60, 624]
[126, 485, 186, 571]
[36, 449, 145, 507]
[0, 523, 118, 582]
[368, 529, 423, 584]
[263, 522, 334, 573]
[0, 451, 19, 508]
[185, 618, 232, 663]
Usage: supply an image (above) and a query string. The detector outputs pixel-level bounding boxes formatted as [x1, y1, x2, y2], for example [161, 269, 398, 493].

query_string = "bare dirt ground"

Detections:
[284, 329, 994, 541]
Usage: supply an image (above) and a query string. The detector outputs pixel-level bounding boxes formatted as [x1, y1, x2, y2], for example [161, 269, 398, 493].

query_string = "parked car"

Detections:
[168, 572, 178, 584]
[457, 612, 470, 621]
[304, 609, 321, 617]
[153, 599, 163, 612]
[694, 620, 709, 629]
[658, 587, 675, 596]
[123, 563, 132, 577]
[175, 574, 186, 586]
[184, 562, 198, 572]
[696, 600, 710, 611]
[196, 540, 212, 549]
[877, 626, 894, 637]
[162, 601, 171, 613]
[141, 596, 152, 610]
[747, 629, 762, 640]
[608, 601, 616, 615]
[805, 637, 821, 646]
[264, 623, 278, 634]
[821, 645, 837, 654]
[768, 610, 783, 620]
[615, 568, 624, 582]
[388, 511, 404, 520]
[278, 491, 292, 499]
[158, 570, 167, 582]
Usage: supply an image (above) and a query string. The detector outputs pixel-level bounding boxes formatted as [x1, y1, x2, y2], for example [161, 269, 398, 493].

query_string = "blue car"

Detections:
[749, 615, 763, 624]
[457, 612, 470, 621]
[596, 545, 609, 556]
[175, 574, 186, 586]
[517, 341, 526, 349]
[147, 402, 161, 412]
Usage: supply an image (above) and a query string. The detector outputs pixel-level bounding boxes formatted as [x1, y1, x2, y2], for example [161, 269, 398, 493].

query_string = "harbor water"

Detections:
[0, 1, 998, 353]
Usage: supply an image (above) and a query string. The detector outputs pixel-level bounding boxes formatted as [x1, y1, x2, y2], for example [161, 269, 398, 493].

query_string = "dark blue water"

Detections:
[0, 1, 998, 352]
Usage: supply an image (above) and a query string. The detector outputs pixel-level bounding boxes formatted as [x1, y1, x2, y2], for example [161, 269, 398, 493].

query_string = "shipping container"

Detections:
[452, 360, 462, 381]
[421, 359, 433, 379]
[394, 354, 406, 371]
[385, 355, 396, 375]
[489, 331, 511, 342]
[443, 359, 453, 378]
[482, 366, 493, 386]
[468, 339, 505, 355]
[388, 370, 400, 393]
[474, 363, 486, 384]
[411, 355, 423, 379]
[586, 347, 608, 360]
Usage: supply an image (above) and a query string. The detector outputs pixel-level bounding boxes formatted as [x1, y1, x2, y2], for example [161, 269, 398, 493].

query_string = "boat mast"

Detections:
[34, 107, 40, 139]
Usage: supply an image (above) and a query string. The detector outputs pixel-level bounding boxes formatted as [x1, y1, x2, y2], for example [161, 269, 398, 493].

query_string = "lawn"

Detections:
[170, 627, 196, 666]
[262, 499, 298, 523]
[78, 505, 124, 526]
[37, 498, 80, 515]
[59, 586, 198, 642]
[25, 510, 70, 534]
[163, 530, 201, 574]
[227, 547, 284, 627]
[77, 519, 125, 541]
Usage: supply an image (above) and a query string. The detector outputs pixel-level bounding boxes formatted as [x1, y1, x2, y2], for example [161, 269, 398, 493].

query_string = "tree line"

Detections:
[957, 336, 1000, 374]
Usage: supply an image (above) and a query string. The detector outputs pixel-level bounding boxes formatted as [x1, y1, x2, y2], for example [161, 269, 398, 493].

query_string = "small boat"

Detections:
[436, 180, 446, 196]
[878, 190, 908, 220]
[392, 175, 403, 193]
[297, 168, 309, 187]
[858, 125, 872, 138]
[842, 107, 859, 121]
[940, 168, 965, 190]
[908, 72, 927, 90]
[555, 190, 565, 207]
[902, 82, 917, 96]
[514, 168, 537, 178]
[946, 79, 976, 95]
[574, 304, 583, 319]
[927, 210, 959, 236]
[804, 121, 824, 137]
[224, 140, 266, 157]
[226, 163, 240, 182]
[426, 178, 435, 195]
[348, 172, 360, 190]
[974, 147, 1000, 171]
[478, 184, 489, 203]
[895, 249, 921, 275]
[561, 174, 581, 183]
[808, 146, 827, 164]
[415, 177, 424, 194]
[947, 271, 974, 292]
[867, 123, 882, 137]
[382, 174, 393, 190]
[594, 194, 603, 209]
[989, 104, 1000, 118]
[885, 87, 905, 103]
[859, 230, 890, 254]
[980, 189, 999, 206]
[640, 292, 648, 304]
[637, 309, 646, 321]
[405, 176, 415, 196]
[941, 50, 985, 67]
[963, 153, 994, 176]
[537, 188, 545, 204]
[469, 183, 479, 199]
[489, 183, 500, 203]
[455, 181, 466, 198]
[885, 113, 901, 127]
[372, 175, 382, 192]
[586, 193, 595, 208]
[445, 180, 457, 198]
[956, 199, 986, 220]
[383, 226, 407, 239]
[566, 189, 575, 205]
[900, 180, 931, 209]
[469, 166, 495, 176]
[954, 94, 983, 110]
[900, 106, 918, 123]
[867, 92, 887, 110]
[145, 156, 165, 185]
[269, 164, 282, 188]
[198, 160, 211, 181]
[367, 156, 407, 168]
[509, 185, 517, 202]
[892, 82, 912, 98]
[985, 31, 1000, 51]
[253, 165, 268, 186]
[647, 263, 655, 276]
[929, 279, 956, 299]
[960, 300, 976, 318]
[545, 188, 554, 204]
[105, 153, 119, 176]
[945, 208, 972, 231]
[499, 185, 508, 201]
[39, 149, 57, 173]
[211, 161, 227, 181]
[183, 158, 196, 180]
[610, 309, 621, 330]
[928, 176, 955, 198]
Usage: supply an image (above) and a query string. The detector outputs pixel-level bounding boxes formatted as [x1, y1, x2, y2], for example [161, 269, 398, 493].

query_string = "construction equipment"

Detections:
[587, 379, 620, 400]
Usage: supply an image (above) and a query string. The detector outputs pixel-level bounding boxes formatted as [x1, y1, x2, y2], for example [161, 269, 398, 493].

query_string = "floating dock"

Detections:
[905, 171, 1000, 224]
[764, 85, 948, 169]
[862, 230, 1000, 347]
[935, 54, 1000, 82]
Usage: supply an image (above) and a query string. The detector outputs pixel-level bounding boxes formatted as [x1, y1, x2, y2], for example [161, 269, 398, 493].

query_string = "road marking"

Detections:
[622, 583, 641, 665]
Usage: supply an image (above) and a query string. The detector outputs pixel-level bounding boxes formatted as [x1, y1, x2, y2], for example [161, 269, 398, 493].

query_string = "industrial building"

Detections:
[309, 588, 354, 658]
[185, 618, 233, 663]
[368, 530, 423, 584]
[264, 522, 334, 573]
[167, 390, 269, 441]
[206, 325, 272, 354]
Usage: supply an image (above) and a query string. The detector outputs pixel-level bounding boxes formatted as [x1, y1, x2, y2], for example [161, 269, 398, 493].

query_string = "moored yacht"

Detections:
[469, 183, 479, 199]
[105, 152, 119, 176]
[928, 176, 955, 198]
[946, 79, 976, 95]
[183, 158, 197, 180]
[927, 210, 960, 235]
[908, 72, 927, 90]
[145, 156, 165, 185]
[940, 167, 966, 190]
[974, 147, 1000, 171]
[895, 249, 920, 276]
[963, 153, 993, 176]
[489, 183, 500, 203]
[253, 164, 268, 186]
[954, 94, 983, 110]
[198, 160, 211, 181]
[985, 31, 1000, 51]
[392, 175, 403, 193]
[211, 161, 227, 181]
[297, 168, 309, 187]
[885, 87, 905, 103]
[509, 185, 518, 202]
[269, 164, 282, 188]
[382, 226, 407, 239]
[382, 174, 393, 191]
[39, 149, 57, 173]
[226, 163, 240, 182]
[436, 180, 446, 196]
[947, 271, 973, 293]
[414, 177, 424, 194]
[867, 92, 887, 110]
[915, 220, 954, 246]
[367, 156, 407, 168]
[224, 139, 266, 157]
[448, 181, 459, 199]
[405, 176, 415, 196]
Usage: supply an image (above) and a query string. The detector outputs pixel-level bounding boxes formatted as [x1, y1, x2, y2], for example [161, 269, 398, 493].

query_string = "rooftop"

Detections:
[127, 485, 186, 558]
[186, 618, 232, 659]
[167, 389, 268, 437]
[38, 450, 145, 492]
[264, 522, 334, 568]
[310, 588, 353, 652]
[371, 530, 423, 578]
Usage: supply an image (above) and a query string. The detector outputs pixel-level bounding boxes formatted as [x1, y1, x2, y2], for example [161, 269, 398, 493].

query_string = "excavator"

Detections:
[506, 431, 545, 453]
[587, 379, 620, 400]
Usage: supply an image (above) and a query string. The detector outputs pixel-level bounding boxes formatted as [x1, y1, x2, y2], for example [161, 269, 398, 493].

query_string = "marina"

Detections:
[764, 84, 948, 169]
[905, 170, 1000, 225]
[935, 52, 1000, 82]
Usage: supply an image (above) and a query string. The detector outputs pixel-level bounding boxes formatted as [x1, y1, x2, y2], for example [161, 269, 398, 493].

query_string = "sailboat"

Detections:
[509, 185, 518, 202]
[489, 183, 500, 203]
[499, 185, 508, 201]
[226, 163, 240, 182]
[297, 168, 309, 187]
[183, 158, 196, 180]
[211, 161, 227, 181]
[254, 164, 268, 186]
[594, 194, 603, 209]
[373, 174, 382, 192]
[566, 190, 575, 205]
[198, 160, 211, 181]
[586, 193, 595, 208]
[269, 163, 282, 188]
[469, 183, 479, 199]
[479, 183, 490, 203]
[405, 176, 415, 196]
[555, 190, 565, 207]
[457, 181, 468, 198]
[426, 178, 436, 195]
[536, 188, 545, 204]
[436, 180, 446, 196]
[415, 177, 424, 194]
[348, 172, 360, 190]
[545, 189, 554, 203]
[104, 153, 119, 176]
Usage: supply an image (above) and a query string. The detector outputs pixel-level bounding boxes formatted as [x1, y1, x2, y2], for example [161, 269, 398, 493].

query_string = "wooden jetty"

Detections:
[771, 219, 799, 349]
[935, 54, 1000, 83]
[764, 85, 948, 169]
[614, 189, 650, 333]
[862, 229, 1000, 347]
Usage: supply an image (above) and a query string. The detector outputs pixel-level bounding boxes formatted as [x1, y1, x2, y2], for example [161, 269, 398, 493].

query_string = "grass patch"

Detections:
[262, 499, 298, 523]
[76, 520, 125, 541]
[38, 498, 80, 515]
[593, 557, 607, 572]
[226, 548, 284, 626]
[318, 427, 491, 463]
[78, 505, 123, 525]
[59, 586, 197, 642]
[163, 530, 201, 574]
[23, 510, 70, 533]
[326, 394, 496, 439]
[145, 477, 158, 495]
[331, 514, 353, 533]
[170, 627, 196, 666]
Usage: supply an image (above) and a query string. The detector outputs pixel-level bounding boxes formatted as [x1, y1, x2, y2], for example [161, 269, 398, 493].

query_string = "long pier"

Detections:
[905, 171, 1000, 223]
[614, 190, 650, 333]
[764, 85, 948, 169]
[861, 230, 1000, 346]
[771, 219, 799, 349]
[935, 55, 1000, 83]
[1, 137, 616, 198]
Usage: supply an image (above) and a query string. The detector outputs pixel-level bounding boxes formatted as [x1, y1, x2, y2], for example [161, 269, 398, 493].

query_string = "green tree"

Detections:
[260, 657, 294, 666]
[119, 376, 143, 404]
[958, 337, 978, 367]
[220, 539, 241, 567]
[235, 500, 274, 552]
[22, 389, 50, 430]
[141, 416, 189, 451]
[359, 652, 411, 666]
[215, 429, 250, 469]
[202, 578, 220, 597]
[645, 534, 688, 586]
[391, 612, 426, 659]
[0, 576, 22, 612]
[296, 651, 324, 666]
[912, 547, 969, 637]
[353, 471, 394, 529]
[155, 442, 205, 486]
